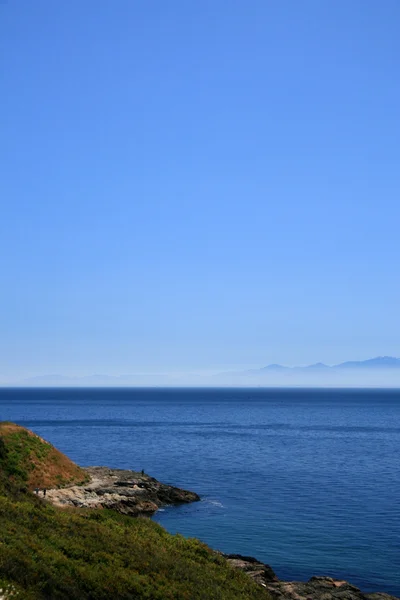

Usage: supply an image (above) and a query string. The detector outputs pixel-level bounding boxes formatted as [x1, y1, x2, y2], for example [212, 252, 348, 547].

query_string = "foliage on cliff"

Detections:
[0, 423, 270, 600]
[0, 422, 88, 490]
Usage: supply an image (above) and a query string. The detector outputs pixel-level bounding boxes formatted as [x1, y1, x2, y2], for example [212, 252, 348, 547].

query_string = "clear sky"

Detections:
[1, 1, 399, 380]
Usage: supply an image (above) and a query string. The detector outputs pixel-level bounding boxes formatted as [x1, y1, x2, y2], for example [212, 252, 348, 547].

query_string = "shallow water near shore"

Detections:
[1, 387, 399, 595]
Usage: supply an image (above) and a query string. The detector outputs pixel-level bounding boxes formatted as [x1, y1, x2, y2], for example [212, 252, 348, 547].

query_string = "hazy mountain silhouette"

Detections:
[334, 356, 400, 369]
[260, 364, 290, 372]
[250, 356, 400, 373]
[3, 357, 400, 388]
[221, 356, 400, 388]
[301, 362, 330, 371]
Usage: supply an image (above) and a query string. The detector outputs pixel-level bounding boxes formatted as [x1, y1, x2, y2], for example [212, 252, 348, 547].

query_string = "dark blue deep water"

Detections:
[1, 388, 399, 595]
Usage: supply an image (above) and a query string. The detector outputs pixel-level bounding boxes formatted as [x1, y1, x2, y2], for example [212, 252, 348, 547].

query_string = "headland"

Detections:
[0, 421, 398, 600]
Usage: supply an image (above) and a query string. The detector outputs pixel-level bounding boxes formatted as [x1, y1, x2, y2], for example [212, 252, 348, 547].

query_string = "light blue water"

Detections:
[1, 388, 399, 595]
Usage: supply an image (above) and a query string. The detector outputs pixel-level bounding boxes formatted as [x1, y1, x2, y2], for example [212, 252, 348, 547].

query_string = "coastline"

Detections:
[222, 553, 399, 600]
[46, 466, 399, 600]
[46, 465, 200, 516]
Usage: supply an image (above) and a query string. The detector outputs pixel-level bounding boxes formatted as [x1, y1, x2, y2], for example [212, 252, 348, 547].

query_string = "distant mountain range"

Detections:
[3, 357, 400, 388]
[246, 356, 400, 375]
[334, 356, 400, 369]
[250, 356, 400, 373]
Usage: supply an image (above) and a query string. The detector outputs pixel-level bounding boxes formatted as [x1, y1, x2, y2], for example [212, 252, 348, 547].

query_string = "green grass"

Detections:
[0, 425, 270, 600]
[0, 428, 50, 481]
[0, 423, 89, 490]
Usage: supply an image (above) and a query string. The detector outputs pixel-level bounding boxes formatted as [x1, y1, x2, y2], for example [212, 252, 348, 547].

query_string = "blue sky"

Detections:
[1, 1, 399, 379]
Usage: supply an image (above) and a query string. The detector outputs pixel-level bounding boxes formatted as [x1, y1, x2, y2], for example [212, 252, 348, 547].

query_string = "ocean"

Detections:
[0, 387, 399, 595]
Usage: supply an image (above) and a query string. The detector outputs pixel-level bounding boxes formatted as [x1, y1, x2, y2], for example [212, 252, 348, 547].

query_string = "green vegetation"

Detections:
[0, 422, 89, 490]
[0, 423, 269, 600]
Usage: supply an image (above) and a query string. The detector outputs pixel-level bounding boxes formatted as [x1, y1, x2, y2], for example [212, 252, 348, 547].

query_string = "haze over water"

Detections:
[1, 387, 399, 596]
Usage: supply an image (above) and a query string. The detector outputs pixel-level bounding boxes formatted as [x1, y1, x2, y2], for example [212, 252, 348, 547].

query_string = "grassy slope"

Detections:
[0, 423, 270, 600]
[0, 422, 88, 489]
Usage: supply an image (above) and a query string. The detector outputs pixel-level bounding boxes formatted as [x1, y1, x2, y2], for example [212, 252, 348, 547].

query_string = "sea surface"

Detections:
[1, 388, 399, 595]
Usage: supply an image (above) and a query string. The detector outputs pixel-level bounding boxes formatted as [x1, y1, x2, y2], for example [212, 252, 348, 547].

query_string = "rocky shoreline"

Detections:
[222, 554, 399, 600]
[46, 468, 398, 600]
[46, 466, 200, 516]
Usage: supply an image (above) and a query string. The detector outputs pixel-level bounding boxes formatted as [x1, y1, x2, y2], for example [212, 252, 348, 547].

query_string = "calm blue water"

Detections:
[1, 388, 399, 595]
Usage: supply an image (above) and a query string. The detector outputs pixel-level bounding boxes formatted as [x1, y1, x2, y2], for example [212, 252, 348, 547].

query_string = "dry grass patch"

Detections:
[0, 422, 88, 489]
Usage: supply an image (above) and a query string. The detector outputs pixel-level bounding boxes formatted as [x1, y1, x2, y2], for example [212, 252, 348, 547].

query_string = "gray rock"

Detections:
[45, 466, 200, 516]
[222, 555, 399, 600]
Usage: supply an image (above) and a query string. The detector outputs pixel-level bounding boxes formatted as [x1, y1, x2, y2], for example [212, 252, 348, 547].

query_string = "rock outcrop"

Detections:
[222, 554, 399, 600]
[46, 466, 200, 516]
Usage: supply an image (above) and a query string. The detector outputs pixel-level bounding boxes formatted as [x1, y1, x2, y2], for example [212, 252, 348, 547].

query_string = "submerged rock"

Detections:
[46, 466, 200, 516]
[222, 554, 399, 600]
